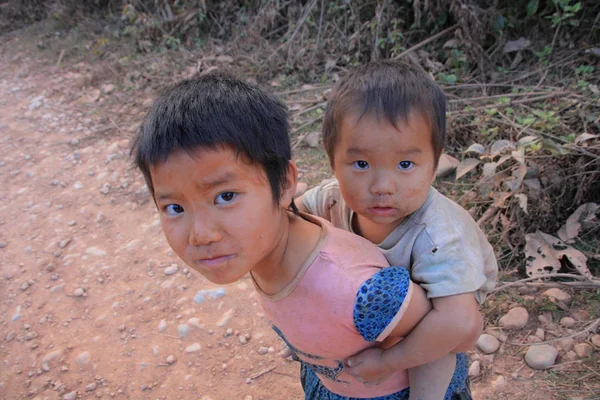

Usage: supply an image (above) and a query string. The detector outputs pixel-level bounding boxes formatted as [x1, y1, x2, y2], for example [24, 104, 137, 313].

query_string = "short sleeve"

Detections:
[353, 266, 413, 342]
[410, 226, 488, 302]
[301, 179, 339, 221]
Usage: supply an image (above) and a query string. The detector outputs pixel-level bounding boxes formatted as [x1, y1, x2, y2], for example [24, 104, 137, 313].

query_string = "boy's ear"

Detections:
[281, 161, 298, 207]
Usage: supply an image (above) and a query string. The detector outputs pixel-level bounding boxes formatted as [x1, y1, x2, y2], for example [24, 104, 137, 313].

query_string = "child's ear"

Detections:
[281, 161, 298, 208]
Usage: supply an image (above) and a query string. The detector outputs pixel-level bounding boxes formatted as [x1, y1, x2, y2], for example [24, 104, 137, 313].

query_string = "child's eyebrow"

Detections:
[196, 171, 237, 190]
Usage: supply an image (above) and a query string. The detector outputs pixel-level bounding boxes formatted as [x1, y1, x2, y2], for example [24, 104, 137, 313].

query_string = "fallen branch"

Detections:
[249, 365, 277, 380]
[491, 273, 595, 294]
[504, 317, 600, 347]
[293, 101, 326, 118]
[394, 25, 458, 60]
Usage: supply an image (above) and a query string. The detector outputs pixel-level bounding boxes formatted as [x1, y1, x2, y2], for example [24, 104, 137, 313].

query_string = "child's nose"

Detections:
[189, 216, 223, 246]
[370, 172, 395, 195]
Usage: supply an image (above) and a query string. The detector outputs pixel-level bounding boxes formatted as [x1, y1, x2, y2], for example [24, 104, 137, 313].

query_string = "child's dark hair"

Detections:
[131, 71, 297, 211]
[323, 60, 446, 168]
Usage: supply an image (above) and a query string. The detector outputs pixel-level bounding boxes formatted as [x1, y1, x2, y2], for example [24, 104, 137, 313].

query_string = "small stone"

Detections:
[468, 360, 481, 377]
[63, 391, 77, 400]
[566, 350, 578, 361]
[535, 328, 545, 341]
[158, 320, 167, 332]
[59, 239, 71, 249]
[188, 317, 202, 329]
[185, 343, 201, 353]
[226, 328, 233, 336]
[571, 310, 589, 321]
[499, 307, 529, 330]
[86, 382, 97, 391]
[119, 324, 126, 331]
[559, 338, 575, 352]
[100, 184, 110, 195]
[543, 288, 572, 303]
[21, 281, 30, 291]
[257, 346, 269, 355]
[178, 324, 189, 338]
[525, 345, 558, 369]
[591, 334, 600, 347]
[42, 363, 50, 372]
[477, 334, 500, 354]
[85, 247, 106, 257]
[492, 375, 506, 391]
[42, 349, 63, 364]
[76, 351, 91, 366]
[25, 331, 38, 341]
[166, 355, 176, 364]
[73, 288, 85, 297]
[574, 343, 592, 358]
[239, 335, 248, 344]
[6, 331, 15, 342]
[164, 266, 178, 275]
[559, 317, 576, 328]
[61, 366, 69, 372]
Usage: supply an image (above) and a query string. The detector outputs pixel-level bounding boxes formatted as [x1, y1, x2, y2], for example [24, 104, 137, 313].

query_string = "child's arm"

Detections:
[294, 195, 310, 214]
[346, 293, 481, 384]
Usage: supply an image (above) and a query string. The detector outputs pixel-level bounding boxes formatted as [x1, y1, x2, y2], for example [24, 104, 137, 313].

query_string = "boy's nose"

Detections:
[370, 172, 396, 195]
[189, 216, 223, 247]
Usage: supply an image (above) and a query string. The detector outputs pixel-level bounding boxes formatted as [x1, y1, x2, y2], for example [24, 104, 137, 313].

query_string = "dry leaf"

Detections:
[525, 231, 593, 279]
[518, 136, 538, 146]
[436, 154, 460, 177]
[491, 139, 516, 156]
[504, 164, 527, 192]
[557, 203, 599, 243]
[503, 38, 532, 53]
[493, 191, 513, 208]
[482, 162, 497, 179]
[514, 193, 528, 214]
[456, 158, 480, 180]
[574, 133, 599, 145]
[464, 143, 485, 155]
[511, 148, 526, 165]
[495, 155, 512, 168]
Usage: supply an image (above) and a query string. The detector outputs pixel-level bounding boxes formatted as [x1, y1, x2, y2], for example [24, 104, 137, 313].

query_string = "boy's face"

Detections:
[333, 111, 437, 239]
[150, 146, 294, 285]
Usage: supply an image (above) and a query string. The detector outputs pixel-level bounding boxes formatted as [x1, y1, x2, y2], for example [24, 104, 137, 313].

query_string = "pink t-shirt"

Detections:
[252, 216, 414, 398]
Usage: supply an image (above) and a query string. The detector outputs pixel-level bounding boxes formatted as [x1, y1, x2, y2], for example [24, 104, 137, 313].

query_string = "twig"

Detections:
[491, 273, 593, 294]
[286, 0, 318, 64]
[275, 85, 332, 96]
[504, 317, 600, 346]
[536, 23, 561, 88]
[291, 116, 323, 149]
[151, 332, 180, 340]
[249, 365, 277, 380]
[56, 49, 65, 68]
[293, 101, 326, 118]
[394, 25, 458, 60]
[448, 91, 554, 104]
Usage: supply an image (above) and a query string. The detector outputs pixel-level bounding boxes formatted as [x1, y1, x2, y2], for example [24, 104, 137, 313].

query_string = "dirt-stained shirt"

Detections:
[302, 179, 498, 304]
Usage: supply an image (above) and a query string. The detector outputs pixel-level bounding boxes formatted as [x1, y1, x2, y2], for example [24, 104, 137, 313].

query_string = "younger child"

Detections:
[296, 60, 498, 398]
[132, 71, 471, 399]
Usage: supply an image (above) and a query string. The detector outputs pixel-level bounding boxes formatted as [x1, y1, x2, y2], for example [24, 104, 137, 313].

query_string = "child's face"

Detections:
[333, 111, 436, 236]
[150, 146, 295, 285]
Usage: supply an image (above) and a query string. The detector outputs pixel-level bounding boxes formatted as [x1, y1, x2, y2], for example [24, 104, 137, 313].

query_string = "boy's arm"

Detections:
[346, 293, 481, 384]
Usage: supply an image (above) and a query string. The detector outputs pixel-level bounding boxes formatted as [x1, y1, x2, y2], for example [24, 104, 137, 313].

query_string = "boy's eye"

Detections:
[164, 204, 184, 216]
[352, 160, 370, 170]
[215, 192, 237, 205]
[398, 161, 414, 171]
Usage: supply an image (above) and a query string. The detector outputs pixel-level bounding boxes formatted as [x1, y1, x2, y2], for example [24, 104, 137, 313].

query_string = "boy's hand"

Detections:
[345, 347, 393, 386]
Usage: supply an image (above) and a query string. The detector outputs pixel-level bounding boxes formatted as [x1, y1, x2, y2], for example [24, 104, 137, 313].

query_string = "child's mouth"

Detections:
[195, 254, 236, 267]
[368, 207, 397, 217]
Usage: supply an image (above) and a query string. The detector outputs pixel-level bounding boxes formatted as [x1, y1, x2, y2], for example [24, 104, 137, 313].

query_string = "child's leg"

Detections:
[408, 353, 456, 400]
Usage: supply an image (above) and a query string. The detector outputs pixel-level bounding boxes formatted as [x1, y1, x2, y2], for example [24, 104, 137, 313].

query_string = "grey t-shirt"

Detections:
[302, 179, 497, 304]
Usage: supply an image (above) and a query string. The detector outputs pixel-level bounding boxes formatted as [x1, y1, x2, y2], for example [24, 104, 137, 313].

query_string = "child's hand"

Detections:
[345, 347, 393, 386]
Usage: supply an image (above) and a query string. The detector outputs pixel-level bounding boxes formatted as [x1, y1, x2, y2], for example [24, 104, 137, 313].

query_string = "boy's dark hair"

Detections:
[323, 60, 446, 169]
[132, 71, 295, 208]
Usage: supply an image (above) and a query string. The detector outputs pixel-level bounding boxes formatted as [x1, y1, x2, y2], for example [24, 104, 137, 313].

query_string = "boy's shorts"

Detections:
[300, 353, 472, 400]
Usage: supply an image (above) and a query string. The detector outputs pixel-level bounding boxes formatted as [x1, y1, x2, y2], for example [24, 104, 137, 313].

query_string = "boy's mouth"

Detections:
[195, 254, 236, 267]
[367, 206, 397, 217]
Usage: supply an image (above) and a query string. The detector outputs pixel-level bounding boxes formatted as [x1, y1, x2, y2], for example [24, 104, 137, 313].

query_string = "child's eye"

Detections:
[398, 161, 414, 171]
[352, 160, 370, 170]
[215, 192, 237, 205]
[164, 204, 184, 216]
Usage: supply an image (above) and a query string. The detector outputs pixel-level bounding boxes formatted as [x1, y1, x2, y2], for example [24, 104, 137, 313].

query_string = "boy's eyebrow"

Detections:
[345, 147, 423, 155]
[196, 171, 237, 190]
[155, 171, 238, 201]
